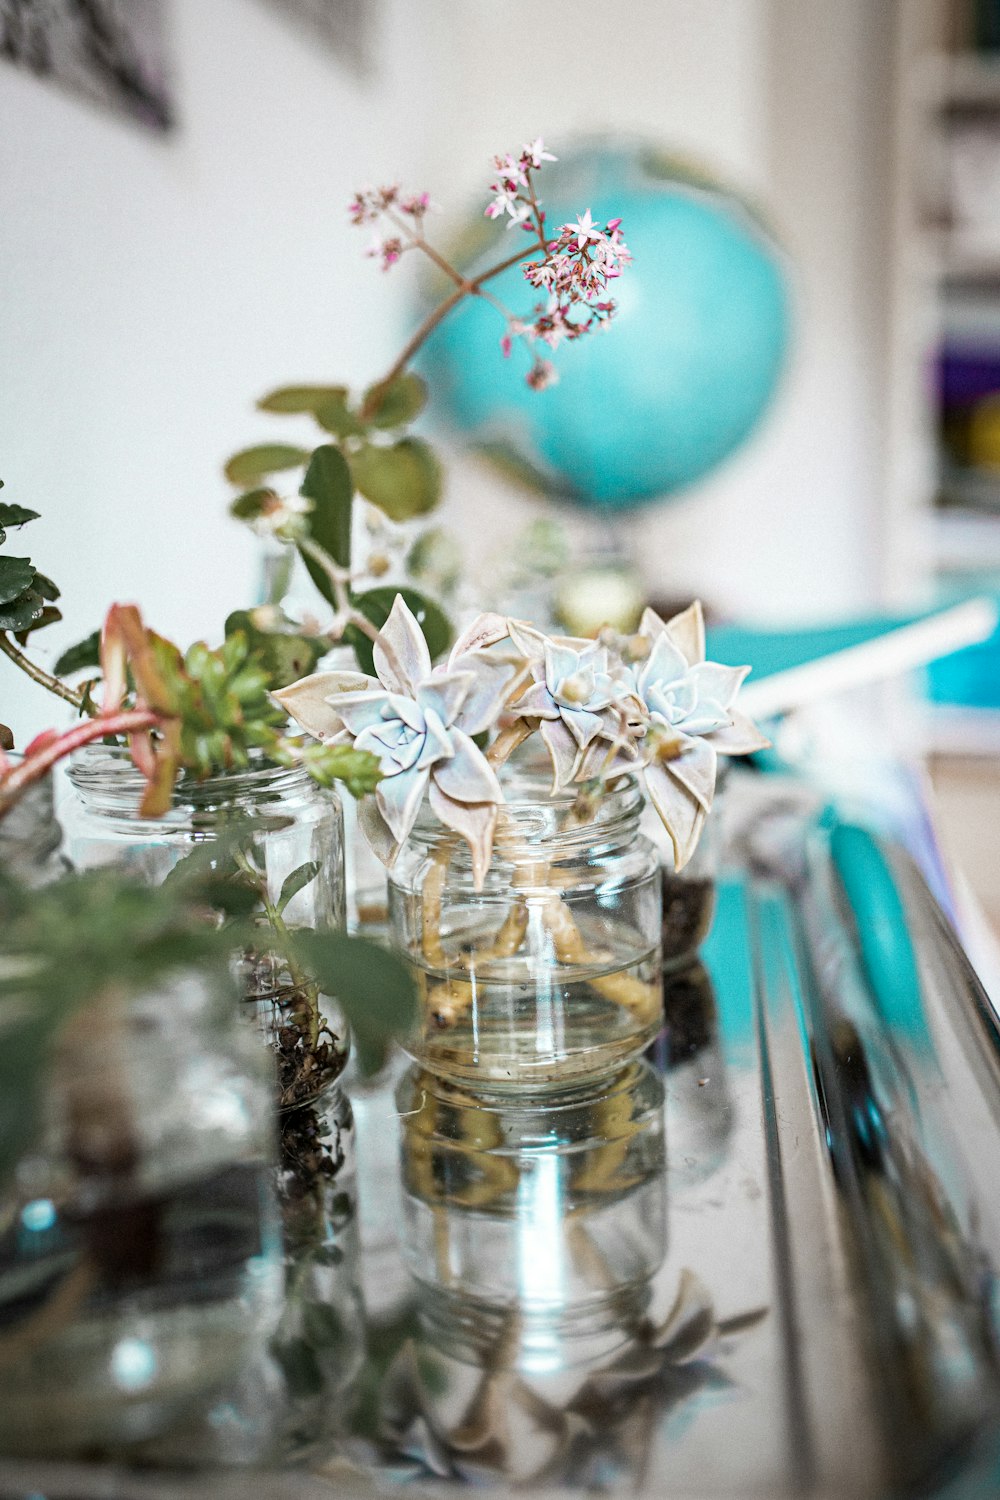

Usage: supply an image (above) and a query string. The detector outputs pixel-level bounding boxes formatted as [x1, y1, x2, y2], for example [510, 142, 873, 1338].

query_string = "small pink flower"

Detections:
[526, 358, 558, 391]
[521, 137, 557, 170]
[400, 191, 431, 216]
[366, 235, 404, 271]
[500, 331, 513, 358]
[563, 210, 602, 249]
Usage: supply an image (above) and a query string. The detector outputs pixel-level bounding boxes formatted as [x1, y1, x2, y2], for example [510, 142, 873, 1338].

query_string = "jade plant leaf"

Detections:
[224, 444, 311, 487]
[54, 630, 101, 676]
[0, 504, 39, 545]
[346, 586, 451, 674]
[229, 486, 278, 522]
[293, 930, 417, 1076]
[14, 605, 62, 645]
[224, 609, 325, 689]
[0, 588, 45, 633]
[298, 444, 354, 602]
[0, 556, 36, 607]
[257, 385, 349, 415]
[314, 392, 366, 440]
[362, 372, 428, 429]
[350, 437, 442, 521]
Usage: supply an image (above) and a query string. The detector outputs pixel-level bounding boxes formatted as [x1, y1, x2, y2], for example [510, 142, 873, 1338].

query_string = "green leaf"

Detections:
[14, 604, 61, 644]
[314, 393, 366, 439]
[278, 860, 319, 914]
[298, 444, 354, 604]
[298, 742, 382, 798]
[347, 587, 451, 675]
[350, 437, 442, 521]
[362, 372, 428, 429]
[270, 1337, 325, 1400]
[0, 503, 39, 532]
[0, 588, 45, 633]
[257, 384, 349, 415]
[302, 1301, 346, 1351]
[54, 630, 101, 676]
[292, 930, 416, 1076]
[224, 444, 310, 487]
[32, 572, 60, 602]
[0, 556, 35, 606]
[229, 486, 278, 521]
[224, 609, 324, 690]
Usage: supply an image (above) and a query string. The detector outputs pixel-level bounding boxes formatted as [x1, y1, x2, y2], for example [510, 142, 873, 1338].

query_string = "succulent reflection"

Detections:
[368, 1063, 766, 1484]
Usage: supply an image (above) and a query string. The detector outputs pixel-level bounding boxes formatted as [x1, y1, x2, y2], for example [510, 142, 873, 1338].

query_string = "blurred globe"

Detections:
[421, 141, 792, 514]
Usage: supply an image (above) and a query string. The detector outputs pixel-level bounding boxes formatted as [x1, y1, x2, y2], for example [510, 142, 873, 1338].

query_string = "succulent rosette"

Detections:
[505, 622, 634, 790]
[275, 598, 513, 886]
[593, 601, 769, 870]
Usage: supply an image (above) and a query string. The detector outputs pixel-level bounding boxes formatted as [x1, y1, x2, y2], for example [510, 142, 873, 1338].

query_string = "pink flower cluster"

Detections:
[485, 138, 557, 225]
[348, 183, 431, 272]
[516, 210, 631, 355]
[482, 143, 633, 382]
[345, 138, 631, 388]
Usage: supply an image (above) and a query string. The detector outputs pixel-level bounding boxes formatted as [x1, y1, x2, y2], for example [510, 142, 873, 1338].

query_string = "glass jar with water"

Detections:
[388, 767, 663, 1091]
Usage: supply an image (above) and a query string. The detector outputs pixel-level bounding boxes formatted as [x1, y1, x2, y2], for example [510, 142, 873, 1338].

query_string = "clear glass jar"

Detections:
[388, 768, 663, 1092]
[0, 971, 283, 1457]
[394, 1061, 666, 1381]
[63, 745, 347, 1103]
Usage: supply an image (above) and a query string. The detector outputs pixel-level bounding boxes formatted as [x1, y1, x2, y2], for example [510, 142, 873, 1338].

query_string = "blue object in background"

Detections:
[926, 583, 1000, 710]
[422, 142, 792, 512]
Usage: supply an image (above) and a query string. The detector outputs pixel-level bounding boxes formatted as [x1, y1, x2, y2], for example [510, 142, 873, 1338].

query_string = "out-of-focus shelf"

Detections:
[919, 48, 1000, 107]
[932, 503, 1000, 568]
[925, 701, 1000, 754]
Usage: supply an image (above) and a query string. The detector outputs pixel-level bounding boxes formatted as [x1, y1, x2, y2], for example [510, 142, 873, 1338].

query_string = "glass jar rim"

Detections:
[67, 741, 316, 814]
[409, 762, 644, 850]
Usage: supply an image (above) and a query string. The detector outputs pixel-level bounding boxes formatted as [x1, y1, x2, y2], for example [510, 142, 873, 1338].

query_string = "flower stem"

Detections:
[297, 535, 410, 686]
[363, 241, 540, 413]
[0, 632, 86, 712]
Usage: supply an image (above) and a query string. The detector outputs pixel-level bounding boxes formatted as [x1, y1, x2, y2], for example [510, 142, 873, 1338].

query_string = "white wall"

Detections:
[0, 0, 894, 746]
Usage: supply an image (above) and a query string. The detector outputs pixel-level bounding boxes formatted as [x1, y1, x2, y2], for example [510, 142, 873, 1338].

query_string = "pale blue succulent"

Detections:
[506, 623, 632, 788]
[275, 599, 512, 887]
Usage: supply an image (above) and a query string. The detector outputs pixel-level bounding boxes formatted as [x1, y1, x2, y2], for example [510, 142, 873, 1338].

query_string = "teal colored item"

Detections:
[705, 609, 966, 684]
[421, 143, 791, 512]
[827, 821, 930, 1050]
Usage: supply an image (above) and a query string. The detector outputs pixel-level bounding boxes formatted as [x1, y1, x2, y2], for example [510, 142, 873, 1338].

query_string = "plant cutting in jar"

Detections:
[223, 138, 632, 673]
[274, 594, 768, 1088]
[0, 496, 414, 1116]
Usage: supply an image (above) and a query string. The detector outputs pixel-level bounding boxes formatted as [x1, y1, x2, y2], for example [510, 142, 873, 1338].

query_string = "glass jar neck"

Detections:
[411, 769, 645, 862]
[67, 744, 315, 822]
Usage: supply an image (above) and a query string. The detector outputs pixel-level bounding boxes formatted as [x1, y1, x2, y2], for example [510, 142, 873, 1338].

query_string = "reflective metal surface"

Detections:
[5, 769, 1000, 1498]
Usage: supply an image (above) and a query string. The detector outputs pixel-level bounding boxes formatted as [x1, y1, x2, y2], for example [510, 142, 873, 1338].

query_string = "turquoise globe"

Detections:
[421, 142, 792, 513]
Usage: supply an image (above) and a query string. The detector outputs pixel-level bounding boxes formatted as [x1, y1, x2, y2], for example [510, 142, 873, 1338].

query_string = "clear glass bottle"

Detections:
[0, 971, 283, 1457]
[388, 768, 663, 1092]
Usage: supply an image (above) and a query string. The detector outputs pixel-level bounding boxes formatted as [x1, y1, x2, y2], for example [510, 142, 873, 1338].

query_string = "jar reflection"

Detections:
[396, 1062, 666, 1374]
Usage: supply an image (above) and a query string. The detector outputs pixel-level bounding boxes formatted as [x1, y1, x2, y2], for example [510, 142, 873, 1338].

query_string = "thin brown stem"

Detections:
[298, 535, 410, 687]
[364, 242, 540, 411]
[0, 632, 86, 711]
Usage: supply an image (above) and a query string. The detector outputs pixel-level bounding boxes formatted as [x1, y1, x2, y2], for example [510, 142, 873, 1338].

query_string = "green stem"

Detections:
[0, 632, 86, 711]
[233, 844, 321, 1049]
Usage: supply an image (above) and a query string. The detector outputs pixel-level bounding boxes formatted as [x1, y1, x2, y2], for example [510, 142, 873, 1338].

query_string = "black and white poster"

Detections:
[0, 0, 173, 131]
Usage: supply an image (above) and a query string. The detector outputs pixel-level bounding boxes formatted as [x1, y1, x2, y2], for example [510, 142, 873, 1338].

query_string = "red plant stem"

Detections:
[0, 709, 163, 821]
